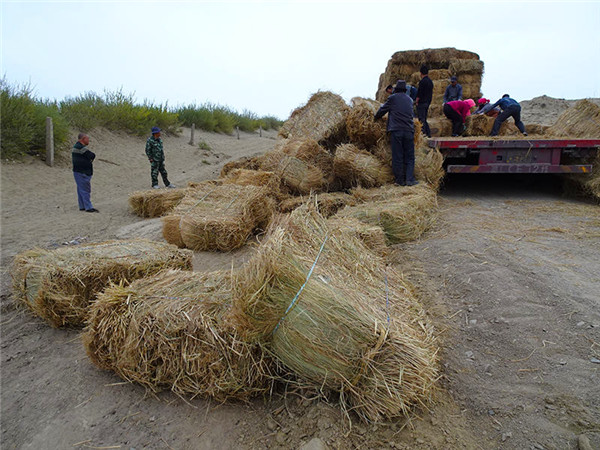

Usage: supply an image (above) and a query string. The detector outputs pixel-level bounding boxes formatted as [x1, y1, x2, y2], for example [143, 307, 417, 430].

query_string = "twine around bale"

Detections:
[272, 234, 329, 334]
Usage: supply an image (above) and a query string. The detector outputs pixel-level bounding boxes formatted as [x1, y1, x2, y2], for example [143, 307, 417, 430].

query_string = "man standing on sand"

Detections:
[415, 65, 433, 138]
[374, 80, 418, 186]
[72, 133, 99, 213]
[145, 126, 176, 189]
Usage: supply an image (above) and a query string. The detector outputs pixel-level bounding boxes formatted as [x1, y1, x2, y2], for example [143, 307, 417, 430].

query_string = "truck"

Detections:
[427, 138, 600, 174]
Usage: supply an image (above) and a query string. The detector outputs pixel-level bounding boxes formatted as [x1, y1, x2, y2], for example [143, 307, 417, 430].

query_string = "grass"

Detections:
[198, 139, 211, 150]
[1, 78, 284, 160]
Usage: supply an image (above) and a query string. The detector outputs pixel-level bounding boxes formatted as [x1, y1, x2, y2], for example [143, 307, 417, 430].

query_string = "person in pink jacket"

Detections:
[443, 99, 476, 136]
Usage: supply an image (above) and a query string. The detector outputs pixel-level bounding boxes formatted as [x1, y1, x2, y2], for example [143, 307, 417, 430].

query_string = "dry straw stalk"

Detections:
[83, 269, 273, 401]
[11, 240, 193, 327]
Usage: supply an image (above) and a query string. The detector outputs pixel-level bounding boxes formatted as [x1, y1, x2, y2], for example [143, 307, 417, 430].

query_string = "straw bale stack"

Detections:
[547, 100, 600, 138]
[448, 58, 484, 75]
[83, 270, 272, 401]
[278, 91, 349, 149]
[376, 48, 480, 102]
[346, 97, 387, 149]
[162, 184, 275, 252]
[220, 155, 265, 177]
[339, 184, 438, 244]
[128, 188, 188, 218]
[333, 143, 394, 189]
[11, 240, 193, 327]
[232, 205, 439, 421]
[278, 192, 359, 218]
[259, 150, 329, 195]
[326, 215, 388, 257]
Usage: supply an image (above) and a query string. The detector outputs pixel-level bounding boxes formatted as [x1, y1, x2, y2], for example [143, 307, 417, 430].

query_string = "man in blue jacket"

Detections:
[443, 76, 463, 103]
[374, 80, 418, 186]
[489, 94, 528, 136]
[72, 133, 98, 212]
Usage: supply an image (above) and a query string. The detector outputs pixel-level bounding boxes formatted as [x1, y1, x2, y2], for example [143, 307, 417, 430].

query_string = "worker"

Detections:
[489, 94, 528, 136]
[473, 98, 500, 117]
[443, 76, 463, 103]
[72, 133, 99, 212]
[406, 83, 418, 101]
[374, 80, 418, 186]
[415, 65, 433, 138]
[443, 99, 476, 137]
[385, 84, 394, 96]
[145, 126, 176, 189]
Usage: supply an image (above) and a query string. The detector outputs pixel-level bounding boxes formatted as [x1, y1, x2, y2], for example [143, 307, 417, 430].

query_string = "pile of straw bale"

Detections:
[128, 187, 189, 218]
[232, 204, 439, 422]
[162, 183, 276, 251]
[83, 269, 273, 401]
[11, 240, 192, 327]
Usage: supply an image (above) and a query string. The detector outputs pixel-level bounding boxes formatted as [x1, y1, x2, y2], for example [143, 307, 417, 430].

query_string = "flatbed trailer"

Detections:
[427, 138, 600, 174]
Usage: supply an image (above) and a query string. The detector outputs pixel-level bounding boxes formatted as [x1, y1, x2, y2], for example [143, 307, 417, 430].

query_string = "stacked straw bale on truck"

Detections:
[336, 184, 438, 244]
[162, 183, 276, 251]
[11, 240, 192, 327]
[83, 269, 273, 401]
[232, 204, 439, 422]
[278, 91, 349, 150]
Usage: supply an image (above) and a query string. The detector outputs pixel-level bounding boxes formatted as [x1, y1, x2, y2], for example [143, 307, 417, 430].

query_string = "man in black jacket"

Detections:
[72, 133, 98, 212]
[374, 80, 418, 186]
[415, 65, 433, 138]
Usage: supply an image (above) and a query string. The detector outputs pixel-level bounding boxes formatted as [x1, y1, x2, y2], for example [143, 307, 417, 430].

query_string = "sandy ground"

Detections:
[1, 124, 599, 449]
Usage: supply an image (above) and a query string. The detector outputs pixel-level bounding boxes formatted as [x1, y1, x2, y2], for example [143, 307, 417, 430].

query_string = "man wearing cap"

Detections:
[443, 76, 463, 104]
[145, 127, 175, 189]
[489, 94, 528, 136]
[474, 98, 500, 117]
[374, 80, 418, 186]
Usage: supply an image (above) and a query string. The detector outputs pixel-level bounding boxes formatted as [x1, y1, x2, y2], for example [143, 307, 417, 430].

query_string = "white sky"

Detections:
[2, 1, 599, 120]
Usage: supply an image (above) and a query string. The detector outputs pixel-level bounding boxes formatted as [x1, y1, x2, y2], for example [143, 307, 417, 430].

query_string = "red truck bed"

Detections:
[427, 138, 600, 174]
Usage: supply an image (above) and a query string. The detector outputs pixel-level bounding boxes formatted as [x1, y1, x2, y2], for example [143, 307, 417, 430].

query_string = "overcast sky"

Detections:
[2, 1, 599, 120]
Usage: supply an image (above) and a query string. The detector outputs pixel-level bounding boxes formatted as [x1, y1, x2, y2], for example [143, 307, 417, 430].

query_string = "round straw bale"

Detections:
[128, 188, 188, 218]
[346, 98, 387, 149]
[333, 143, 394, 189]
[278, 91, 349, 149]
[83, 269, 273, 401]
[11, 240, 193, 327]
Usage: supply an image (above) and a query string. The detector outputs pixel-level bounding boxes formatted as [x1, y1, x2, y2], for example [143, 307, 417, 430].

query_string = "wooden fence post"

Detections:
[189, 123, 195, 145]
[259, 125, 262, 137]
[45, 117, 54, 167]
[236, 126, 240, 140]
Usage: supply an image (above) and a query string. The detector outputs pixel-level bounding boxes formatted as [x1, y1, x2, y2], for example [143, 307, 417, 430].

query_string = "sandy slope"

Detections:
[1, 125, 599, 449]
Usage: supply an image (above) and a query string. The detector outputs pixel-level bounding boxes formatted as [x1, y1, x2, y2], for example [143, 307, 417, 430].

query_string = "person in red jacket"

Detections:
[443, 99, 476, 136]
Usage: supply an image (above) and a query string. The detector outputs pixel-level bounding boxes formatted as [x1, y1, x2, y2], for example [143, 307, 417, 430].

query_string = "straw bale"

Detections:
[278, 192, 359, 218]
[465, 114, 493, 136]
[128, 188, 188, 218]
[220, 155, 265, 177]
[221, 168, 285, 201]
[547, 100, 600, 138]
[415, 146, 445, 190]
[341, 184, 438, 244]
[333, 143, 394, 189]
[232, 204, 439, 421]
[278, 91, 349, 149]
[326, 215, 388, 257]
[11, 240, 193, 327]
[346, 98, 387, 149]
[277, 138, 334, 180]
[371, 139, 392, 166]
[428, 117, 453, 137]
[83, 269, 272, 401]
[259, 150, 328, 195]
[166, 184, 275, 252]
[448, 58, 484, 75]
